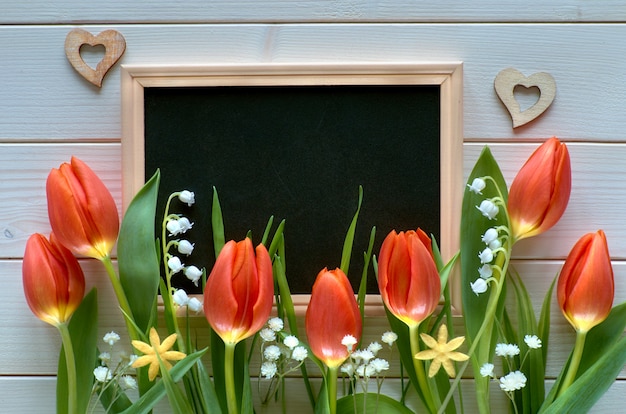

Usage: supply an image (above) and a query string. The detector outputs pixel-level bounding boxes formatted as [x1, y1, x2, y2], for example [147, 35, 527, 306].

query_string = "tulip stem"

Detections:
[101, 255, 137, 339]
[410, 324, 438, 414]
[224, 343, 239, 414]
[58, 322, 78, 414]
[327, 366, 339, 414]
[558, 330, 587, 397]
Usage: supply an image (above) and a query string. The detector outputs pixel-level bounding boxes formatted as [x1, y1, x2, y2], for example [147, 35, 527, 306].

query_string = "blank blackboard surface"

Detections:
[144, 84, 440, 293]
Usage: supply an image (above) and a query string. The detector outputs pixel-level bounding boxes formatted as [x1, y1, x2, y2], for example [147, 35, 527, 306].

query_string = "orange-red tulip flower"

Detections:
[46, 156, 119, 260]
[508, 137, 571, 241]
[22, 233, 85, 326]
[557, 230, 614, 333]
[305, 268, 362, 368]
[378, 229, 441, 328]
[203, 239, 274, 345]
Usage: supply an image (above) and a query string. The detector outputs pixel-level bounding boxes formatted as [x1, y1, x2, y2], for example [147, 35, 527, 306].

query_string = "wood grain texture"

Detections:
[3, 24, 626, 140]
[1, 1, 626, 24]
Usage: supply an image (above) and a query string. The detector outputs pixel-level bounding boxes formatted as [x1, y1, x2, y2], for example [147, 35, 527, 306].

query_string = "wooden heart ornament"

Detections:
[494, 68, 556, 128]
[65, 28, 126, 87]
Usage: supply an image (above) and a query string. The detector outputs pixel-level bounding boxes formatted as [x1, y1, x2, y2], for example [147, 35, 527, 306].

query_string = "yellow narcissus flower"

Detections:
[131, 328, 186, 381]
[414, 324, 469, 378]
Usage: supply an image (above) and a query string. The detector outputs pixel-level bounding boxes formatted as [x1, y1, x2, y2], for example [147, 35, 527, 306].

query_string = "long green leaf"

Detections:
[460, 146, 509, 341]
[159, 355, 195, 414]
[540, 335, 626, 414]
[195, 359, 223, 414]
[119, 349, 207, 414]
[337, 392, 415, 413]
[340, 186, 363, 275]
[118, 170, 161, 333]
[57, 288, 98, 414]
[212, 187, 225, 257]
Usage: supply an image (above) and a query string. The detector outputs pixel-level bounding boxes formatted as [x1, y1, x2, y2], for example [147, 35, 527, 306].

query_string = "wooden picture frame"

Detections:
[121, 63, 464, 314]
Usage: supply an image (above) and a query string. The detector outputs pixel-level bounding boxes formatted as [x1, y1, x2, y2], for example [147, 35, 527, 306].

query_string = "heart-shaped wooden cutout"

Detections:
[494, 68, 556, 128]
[65, 28, 126, 87]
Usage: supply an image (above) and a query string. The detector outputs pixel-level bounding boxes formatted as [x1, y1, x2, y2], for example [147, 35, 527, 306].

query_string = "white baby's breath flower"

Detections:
[120, 375, 138, 390]
[477, 200, 499, 220]
[260, 361, 278, 379]
[369, 358, 390, 374]
[368, 341, 383, 355]
[188, 297, 202, 313]
[128, 355, 138, 367]
[264, 345, 282, 362]
[259, 328, 276, 343]
[342, 335, 358, 352]
[172, 289, 190, 307]
[467, 178, 486, 194]
[177, 240, 195, 255]
[470, 278, 489, 295]
[103, 331, 120, 346]
[495, 343, 521, 357]
[381, 331, 398, 347]
[340, 362, 355, 376]
[291, 346, 308, 362]
[98, 352, 111, 364]
[268, 317, 284, 332]
[480, 363, 495, 378]
[93, 366, 112, 383]
[499, 370, 527, 392]
[283, 335, 299, 349]
[353, 349, 375, 364]
[184, 265, 202, 286]
[356, 364, 371, 379]
[167, 256, 184, 274]
[178, 190, 195, 206]
[524, 335, 542, 349]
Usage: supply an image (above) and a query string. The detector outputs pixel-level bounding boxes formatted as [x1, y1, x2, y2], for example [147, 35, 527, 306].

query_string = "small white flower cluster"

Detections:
[480, 335, 542, 395]
[91, 331, 138, 405]
[467, 177, 510, 296]
[164, 190, 205, 287]
[259, 317, 309, 380]
[339, 332, 395, 390]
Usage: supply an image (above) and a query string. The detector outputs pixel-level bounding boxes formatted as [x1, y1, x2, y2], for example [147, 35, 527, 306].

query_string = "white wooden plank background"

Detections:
[2, 1, 626, 23]
[4, 24, 626, 141]
[1, 0, 625, 411]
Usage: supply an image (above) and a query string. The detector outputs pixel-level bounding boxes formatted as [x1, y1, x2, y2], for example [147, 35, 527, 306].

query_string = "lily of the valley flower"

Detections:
[414, 324, 469, 378]
[178, 190, 195, 206]
[131, 327, 186, 381]
[184, 265, 203, 286]
[508, 137, 571, 241]
[476, 199, 499, 220]
[46, 156, 119, 259]
[306, 268, 362, 369]
[22, 233, 85, 326]
[378, 229, 441, 328]
[558, 230, 614, 333]
[467, 178, 486, 194]
[470, 278, 489, 295]
[203, 238, 274, 345]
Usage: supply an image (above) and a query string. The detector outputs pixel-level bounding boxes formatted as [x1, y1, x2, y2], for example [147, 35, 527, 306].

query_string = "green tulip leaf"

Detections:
[340, 185, 363, 276]
[57, 288, 98, 414]
[336, 392, 415, 413]
[540, 334, 626, 414]
[460, 146, 509, 341]
[119, 348, 207, 414]
[212, 187, 226, 257]
[118, 170, 161, 333]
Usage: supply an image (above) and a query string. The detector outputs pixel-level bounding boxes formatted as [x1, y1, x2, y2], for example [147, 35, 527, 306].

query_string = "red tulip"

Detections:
[305, 268, 362, 368]
[22, 233, 86, 326]
[508, 137, 571, 241]
[557, 230, 614, 333]
[46, 156, 119, 259]
[378, 229, 441, 328]
[203, 239, 274, 345]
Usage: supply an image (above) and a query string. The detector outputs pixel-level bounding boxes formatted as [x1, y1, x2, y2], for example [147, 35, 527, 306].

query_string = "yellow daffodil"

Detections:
[414, 324, 469, 378]
[131, 328, 186, 381]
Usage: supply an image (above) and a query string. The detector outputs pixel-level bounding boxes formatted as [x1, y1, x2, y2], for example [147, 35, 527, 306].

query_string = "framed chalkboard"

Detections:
[121, 64, 463, 309]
